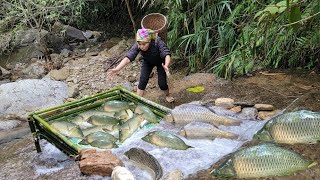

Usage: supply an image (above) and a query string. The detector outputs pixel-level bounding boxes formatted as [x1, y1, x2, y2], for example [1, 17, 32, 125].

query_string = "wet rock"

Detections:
[238, 107, 258, 120]
[106, 40, 128, 56]
[52, 22, 87, 42]
[0, 79, 68, 118]
[233, 101, 255, 107]
[79, 149, 123, 176]
[0, 66, 11, 77]
[214, 98, 234, 109]
[22, 62, 46, 78]
[229, 106, 242, 113]
[60, 48, 71, 57]
[0, 79, 10, 85]
[49, 67, 70, 81]
[254, 103, 275, 111]
[163, 169, 184, 180]
[258, 110, 281, 120]
[68, 84, 79, 98]
[14, 29, 48, 47]
[0, 120, 21, 130]
[122, 81, 133, 91]
[111, 166, 134, 180]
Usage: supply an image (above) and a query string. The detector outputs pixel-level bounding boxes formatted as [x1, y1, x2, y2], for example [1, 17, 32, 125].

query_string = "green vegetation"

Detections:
[1, 0, 319, 78]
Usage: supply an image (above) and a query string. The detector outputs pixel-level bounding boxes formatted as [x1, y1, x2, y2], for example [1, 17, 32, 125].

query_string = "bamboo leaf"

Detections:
[186, 86, 205, 92]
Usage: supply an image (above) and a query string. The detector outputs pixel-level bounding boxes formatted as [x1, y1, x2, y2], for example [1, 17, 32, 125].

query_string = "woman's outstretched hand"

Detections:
[162, 63, 170, 77]
[106, 68, 120, 80]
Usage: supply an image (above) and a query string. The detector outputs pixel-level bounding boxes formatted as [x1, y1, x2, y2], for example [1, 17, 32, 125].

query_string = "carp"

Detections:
[102, 100, 133, 112]
[179, 122, 239, 140]
[50, 121, 84, 138]
[125, 148, 163, 180]
[254, 110, 320, 144]
[134, 105, 158, 123]
[211, 143, 317, 178]
[142, 131, 192, 150]
[164, 104, 241, 126]
[119, 115, 145, 143]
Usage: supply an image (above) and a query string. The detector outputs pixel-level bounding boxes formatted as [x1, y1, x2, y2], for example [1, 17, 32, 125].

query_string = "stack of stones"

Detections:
[207, 98, 280, 120]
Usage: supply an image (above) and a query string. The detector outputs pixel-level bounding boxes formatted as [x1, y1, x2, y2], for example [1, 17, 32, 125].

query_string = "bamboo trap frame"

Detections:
[28, 86, 171, 158]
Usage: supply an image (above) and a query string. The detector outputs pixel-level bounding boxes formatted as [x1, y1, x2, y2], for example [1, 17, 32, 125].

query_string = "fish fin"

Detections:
[308, 161, 318, 168]
[79, 140, 88, 145]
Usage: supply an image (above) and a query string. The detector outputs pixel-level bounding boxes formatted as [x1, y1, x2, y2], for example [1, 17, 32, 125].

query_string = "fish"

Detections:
[115, 109, 132, 121]
[50, 121, 84, 138]
[254, 110, 320, 144]
[142, 131, 192, 150]
[134, 105, 158, 123]
[124, 148, 163, 180]
[82, 125, 118, 136]
[119, 115, 145, 143]
[164, 104, 241, 126]
[102, 100, 133, 112]
[179, 122, 239, 140]
[211, 143, 317, 178]
[111, 166, 135, 180]
[88, 115, 120, 126]
[79, 131, 118, 146]
[89, 139, 118, 149]
[78, 110, 115, 120]
[71, 115, 93, 129]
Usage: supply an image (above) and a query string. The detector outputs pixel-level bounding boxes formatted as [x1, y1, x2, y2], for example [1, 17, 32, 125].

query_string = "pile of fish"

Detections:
[212, 110, 320, 178]
[49, 99, 320, 179]
[50, 100, 160, 149]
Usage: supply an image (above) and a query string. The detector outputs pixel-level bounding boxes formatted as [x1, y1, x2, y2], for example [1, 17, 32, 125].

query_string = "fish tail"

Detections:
[187, 145, 194, 149]
[308, 161, 318, 168]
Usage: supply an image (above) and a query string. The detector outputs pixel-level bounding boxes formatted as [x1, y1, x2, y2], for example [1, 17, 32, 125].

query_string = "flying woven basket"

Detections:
[141, 13, 168, 43]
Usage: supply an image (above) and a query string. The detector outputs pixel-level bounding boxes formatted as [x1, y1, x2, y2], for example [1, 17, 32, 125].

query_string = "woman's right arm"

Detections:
[107, 43, 139, 80]
[106, 57, 131, 79]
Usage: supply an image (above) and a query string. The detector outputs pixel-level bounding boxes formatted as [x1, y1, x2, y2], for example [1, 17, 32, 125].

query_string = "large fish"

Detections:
[88, 115, 120, 126]
[119, 115, 146, 143]
[211, 143, 317, 178]
[78, 110, 115, 120]
[142, 131, 192, 150]
[102, 100, 133, 112]
[134, 105, 158, 123]
[164, 104, 241, 126]
[82, 125, 118, 136]
[179, 122, 239, 140]
[125, 148, 163, 180]
[254, 110, 320, 144]
[71, 115, 93, 129]
[89, 139, 118, 149]
[79, 131, 118, 146]
[50, 121, 84, 138]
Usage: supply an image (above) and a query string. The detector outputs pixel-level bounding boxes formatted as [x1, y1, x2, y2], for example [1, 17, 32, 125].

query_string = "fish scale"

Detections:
[256, 110, 320, 144]
[125, 148, 163, 180]
[212, 143, 317, 178]
[166, 104, 241, 126]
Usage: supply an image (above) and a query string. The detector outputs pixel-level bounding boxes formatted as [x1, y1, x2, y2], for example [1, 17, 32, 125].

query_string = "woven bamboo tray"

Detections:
[28, 86, 171, 158]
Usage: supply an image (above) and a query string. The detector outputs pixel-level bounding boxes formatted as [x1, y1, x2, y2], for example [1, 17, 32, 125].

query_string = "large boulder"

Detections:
[0, 79, 68, 119]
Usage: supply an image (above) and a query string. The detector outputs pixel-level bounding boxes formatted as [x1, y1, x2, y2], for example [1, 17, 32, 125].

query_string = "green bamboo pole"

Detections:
[119, 87, 172, 113]
[33, 91, 120, 117]
[120, 94, 169, 119]
[45, 95, 121, 121]
[33, 115, 82, 152]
